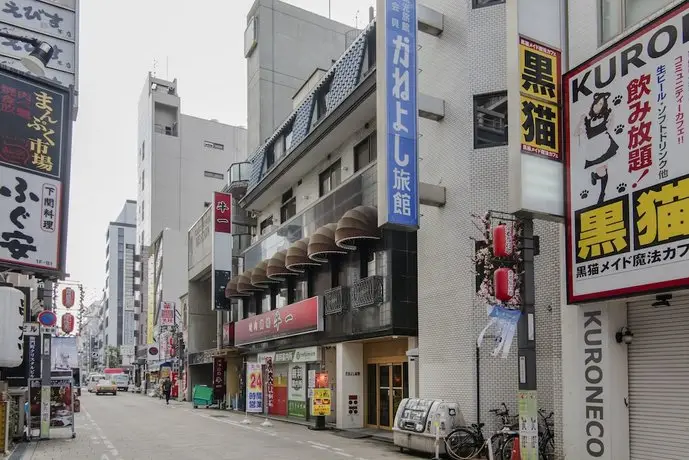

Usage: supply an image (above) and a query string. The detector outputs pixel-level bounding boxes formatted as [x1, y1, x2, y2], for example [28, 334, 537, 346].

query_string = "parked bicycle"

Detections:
[500, 409, 555, 460]
[444, 403, 519, 460]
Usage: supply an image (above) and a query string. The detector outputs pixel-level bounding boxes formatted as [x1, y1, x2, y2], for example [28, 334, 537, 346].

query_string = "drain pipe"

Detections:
[476, 345, 481, 427]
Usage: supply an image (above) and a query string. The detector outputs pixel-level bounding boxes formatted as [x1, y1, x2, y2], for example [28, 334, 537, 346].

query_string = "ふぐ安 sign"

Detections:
[564, 2, 689, 303]
[234, 296, 323, 346]
[0, 67, 72, 276]
[376, 0, 419, 230]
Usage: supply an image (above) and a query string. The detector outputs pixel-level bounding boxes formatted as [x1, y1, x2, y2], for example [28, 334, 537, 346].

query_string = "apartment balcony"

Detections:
[226, 162, 251, 200]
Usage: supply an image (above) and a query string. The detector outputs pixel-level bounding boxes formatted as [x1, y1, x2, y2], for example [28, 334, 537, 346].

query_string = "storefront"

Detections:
[255, 346, 321, 419]
[363, 338, 409, 430]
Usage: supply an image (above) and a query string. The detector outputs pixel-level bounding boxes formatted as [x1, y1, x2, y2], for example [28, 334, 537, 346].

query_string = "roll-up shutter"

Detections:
[627, 296, 689, 460]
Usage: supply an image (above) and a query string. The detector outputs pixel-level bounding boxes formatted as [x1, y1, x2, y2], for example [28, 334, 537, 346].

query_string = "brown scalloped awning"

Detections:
[266, 250, 298, 280]
[335, 205, 380, 250]
[237, 269, 263, 293]
[251, 260, 278, 287]
[225, 276, 249, 298]
[308, 223, 348, 262]
[285, 237, 320, 272]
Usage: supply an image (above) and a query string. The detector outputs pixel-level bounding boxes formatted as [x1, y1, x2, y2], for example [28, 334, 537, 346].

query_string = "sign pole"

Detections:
[517, 218, 538, 460]
[39, 326, 51, 439]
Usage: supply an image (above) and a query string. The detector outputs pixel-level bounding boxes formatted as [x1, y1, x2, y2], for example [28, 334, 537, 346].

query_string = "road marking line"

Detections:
[310, 445, 328, 450]
[308, 441, 333, 449]
[334, 452, 353, 458]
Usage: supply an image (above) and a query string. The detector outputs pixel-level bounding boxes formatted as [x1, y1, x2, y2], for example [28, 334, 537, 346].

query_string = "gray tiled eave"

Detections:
[239, 69, 377, 209]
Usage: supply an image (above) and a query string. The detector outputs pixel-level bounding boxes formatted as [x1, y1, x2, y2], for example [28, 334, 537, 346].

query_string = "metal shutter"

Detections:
[628, 296, 689, 460]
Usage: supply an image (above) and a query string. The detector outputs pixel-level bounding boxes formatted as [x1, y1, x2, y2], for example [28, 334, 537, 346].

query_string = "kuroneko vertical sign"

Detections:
[0, 66, 72, 277]
[518, 36, 562, 161]
[564, 2, 689, 303]
[376, 0, 418, 230]
[211, 192, 232, 311]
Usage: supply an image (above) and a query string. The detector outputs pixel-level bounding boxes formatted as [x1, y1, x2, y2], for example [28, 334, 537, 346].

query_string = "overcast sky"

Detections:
[67, 0, 375, 295]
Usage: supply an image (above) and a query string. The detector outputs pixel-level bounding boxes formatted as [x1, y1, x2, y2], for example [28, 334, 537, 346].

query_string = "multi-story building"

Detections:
[103, 201, 137, 357]
[134, 72, 248, 378]
[561, 1, 689, 459]
[182, 0, 362, 403]
[223, 0, 568, 447]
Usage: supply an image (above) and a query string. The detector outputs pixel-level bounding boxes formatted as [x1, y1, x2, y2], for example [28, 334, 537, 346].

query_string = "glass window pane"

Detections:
[403, 362, 409, 398]
[392, 364, 402, 388]
[380, 365, 390, 387]
[367, 364, 377, 425]
[625, 0, 673, 30]
[474, 92, 508, 149]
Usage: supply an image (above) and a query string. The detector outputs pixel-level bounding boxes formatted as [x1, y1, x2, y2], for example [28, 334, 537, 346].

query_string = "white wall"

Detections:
[336, 342, 364, 429]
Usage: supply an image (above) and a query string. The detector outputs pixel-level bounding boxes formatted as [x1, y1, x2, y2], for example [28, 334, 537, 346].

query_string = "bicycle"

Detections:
[500, 409, 555, 460]
[444, 403, 519, 460]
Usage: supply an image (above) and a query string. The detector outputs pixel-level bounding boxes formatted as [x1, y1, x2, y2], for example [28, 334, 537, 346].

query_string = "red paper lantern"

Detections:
[168, 335, 174, 346]
[494, 267, 515, 302]
[61, 287, 75, 308]
[492, 224, 513, 258]
[61, 312, 75, 334]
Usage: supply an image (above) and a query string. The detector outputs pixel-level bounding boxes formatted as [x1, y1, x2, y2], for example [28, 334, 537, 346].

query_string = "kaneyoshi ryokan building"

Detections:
[218, 0, 570, 440]
[562, 1, 689, 459]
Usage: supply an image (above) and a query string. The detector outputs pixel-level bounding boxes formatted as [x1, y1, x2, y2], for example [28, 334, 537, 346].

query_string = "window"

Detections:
[204, 171, 224, 180]
[473, 92, 508, 149]
[280, 189, 296, 223]
[259, 216, 274, 235]
[600, 0, 674, 43]
[204, 201, 211, 208]
[140, 170, 144, 190]
[140, 201, 145, 221]
[272, 136, 285, 162]
[319, 159, 342, 196]
[264, 144, 275, 169]
[204, 140, 225, 150]
[472, 0, 505, 8]
[140, 141, 145, 161]
[311, 76, 334, 127]
[360, 28, 377, 77]
[285, 122, 294, 151]
[354, 132, 377, 171]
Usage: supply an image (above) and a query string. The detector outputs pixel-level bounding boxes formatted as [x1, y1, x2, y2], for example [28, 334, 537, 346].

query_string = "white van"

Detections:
[87, 374, 106, 393]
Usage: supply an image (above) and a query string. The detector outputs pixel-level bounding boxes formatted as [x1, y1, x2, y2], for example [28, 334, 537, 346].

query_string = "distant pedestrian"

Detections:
[162, 377, 172, 405]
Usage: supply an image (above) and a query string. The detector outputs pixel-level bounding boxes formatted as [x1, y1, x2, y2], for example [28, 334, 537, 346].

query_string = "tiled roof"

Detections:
[247, 20, 376, 192]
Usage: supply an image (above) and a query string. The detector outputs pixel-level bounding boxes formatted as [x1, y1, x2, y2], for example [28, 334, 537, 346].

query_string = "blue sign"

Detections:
[37, 310, 57, 327]
[384, 0, 418, 229]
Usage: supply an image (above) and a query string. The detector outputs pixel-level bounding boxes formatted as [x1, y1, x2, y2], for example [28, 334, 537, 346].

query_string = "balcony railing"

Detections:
[323, 285, 350, 315]
[350, 276, 385, 309]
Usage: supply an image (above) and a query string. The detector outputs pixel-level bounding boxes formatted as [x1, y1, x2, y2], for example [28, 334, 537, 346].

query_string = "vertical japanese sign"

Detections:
[158, 300, 175, 326]
[0, 67, 71, 276]
[211, 192, 232, 311]
[518, 36, 562, 161]
[213, 356, 226, 401]
[376, 0, 418, 230]
[564, 2, 689, 302]
[246, 362, 263, 413]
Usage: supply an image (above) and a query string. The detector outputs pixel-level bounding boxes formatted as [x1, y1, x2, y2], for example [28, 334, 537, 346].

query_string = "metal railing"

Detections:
[350, 276, 385, 309]
[323, 285, 350, 315]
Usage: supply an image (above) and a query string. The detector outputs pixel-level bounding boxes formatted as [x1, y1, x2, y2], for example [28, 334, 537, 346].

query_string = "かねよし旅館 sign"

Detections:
[234, 297, 322, 346]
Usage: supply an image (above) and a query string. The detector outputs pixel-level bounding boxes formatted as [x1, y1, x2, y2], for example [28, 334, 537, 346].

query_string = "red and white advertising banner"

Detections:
[159, 301, 175, 327]
[212, 192, 233, 311]
[234, 296, 323, 346]
[564, 2, 689, 303]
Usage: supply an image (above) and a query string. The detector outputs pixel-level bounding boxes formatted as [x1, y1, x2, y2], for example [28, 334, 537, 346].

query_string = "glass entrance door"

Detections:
[367, 362, 408, 429]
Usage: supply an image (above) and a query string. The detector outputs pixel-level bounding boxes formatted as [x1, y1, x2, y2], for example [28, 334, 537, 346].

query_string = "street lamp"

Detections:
[0, 31, 54, 77]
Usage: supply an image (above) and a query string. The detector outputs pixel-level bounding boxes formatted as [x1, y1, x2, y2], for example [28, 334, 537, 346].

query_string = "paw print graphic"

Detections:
[580, 190, 589, 199]
[615, 124, 624, 134]
[617, 183, 627, 193]
[613, 95, 623, 106]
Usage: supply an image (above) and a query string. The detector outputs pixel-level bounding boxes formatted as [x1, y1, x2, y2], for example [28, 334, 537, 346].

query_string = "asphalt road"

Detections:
[18, 391, 417, 460]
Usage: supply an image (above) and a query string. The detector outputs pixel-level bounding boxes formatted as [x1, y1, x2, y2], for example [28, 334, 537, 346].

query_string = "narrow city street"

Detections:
[16, 392, 415, 460]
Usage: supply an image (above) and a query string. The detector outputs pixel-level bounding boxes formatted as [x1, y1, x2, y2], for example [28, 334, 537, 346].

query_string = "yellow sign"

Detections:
[518, 36, 562, 161]
[311, 388, 331, 416]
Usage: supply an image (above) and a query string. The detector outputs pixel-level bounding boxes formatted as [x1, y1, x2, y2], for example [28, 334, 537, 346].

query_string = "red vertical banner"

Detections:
[213, 192, 232, 234]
